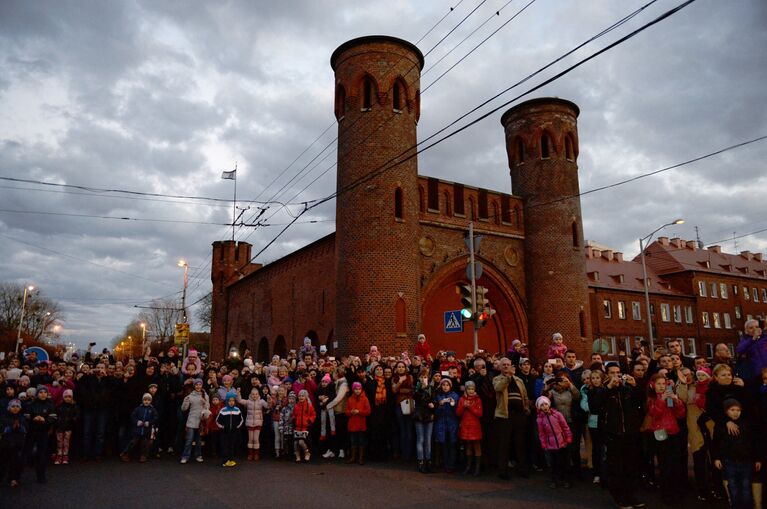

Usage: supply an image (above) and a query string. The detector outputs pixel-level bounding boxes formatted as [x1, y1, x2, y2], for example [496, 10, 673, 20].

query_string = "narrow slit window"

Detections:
[501, 195, 511, 223]
[541, 133, 551, 159]
[478, 189, 488, 219]
[572, 221, 580, 247]
[393, 82, 401, 111]
[335, 84, 346, 120]
[565, 135, 574, 160]
[516, 137, 525, 165]
[454, 184, 465, 215]
[362, 77, 373, 110]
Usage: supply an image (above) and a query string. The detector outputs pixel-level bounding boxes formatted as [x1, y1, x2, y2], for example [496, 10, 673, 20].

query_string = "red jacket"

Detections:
[415, 341, 432, 360]
[345, 393, 372, 432]
[647, 395, 686, 435]
[292, 400, 316, 432]
[456, 395, 483, 440]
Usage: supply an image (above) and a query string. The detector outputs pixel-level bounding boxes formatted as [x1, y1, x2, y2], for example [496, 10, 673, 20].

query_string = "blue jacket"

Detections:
[131, 404, 159, 438]
[434, 391, 459, 443]
[735, 332, 767, 380]
[216, 404, 244, 433]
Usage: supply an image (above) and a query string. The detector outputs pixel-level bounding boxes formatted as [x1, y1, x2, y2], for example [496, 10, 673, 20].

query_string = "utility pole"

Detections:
[468, 221, 479, 354]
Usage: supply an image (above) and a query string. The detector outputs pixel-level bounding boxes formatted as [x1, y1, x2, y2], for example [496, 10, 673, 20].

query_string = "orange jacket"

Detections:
[292, 400, 316, 432]
[345, 392, 372, 432]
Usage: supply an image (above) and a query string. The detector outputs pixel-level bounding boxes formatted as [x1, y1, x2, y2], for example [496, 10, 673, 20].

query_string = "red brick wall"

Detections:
[502, 98, 592, 360]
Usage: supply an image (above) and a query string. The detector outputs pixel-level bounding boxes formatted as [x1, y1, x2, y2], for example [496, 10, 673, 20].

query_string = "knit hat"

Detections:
[298, 389, 309, 399]
[304, 337, 312, 346]
[168, 346, 178, 355]
[696, 367, 712, 380]
[225, 391, 237, 403]
[520, 357, 531, 365]
[26, 388, 37, 398]
[536, 396, 551, 409]
[446, 351, 456, 357]
[441, 378, 453, 388]
[222, 374, 233, 384]
[464, 380, 476, 390]
[417, 334, 426, 341]
[188, 349, 198, 357]
[319, 345, 328, 353]
[148, 383, 158, 390]
[192, 378, 203, 387]
[19, 375, 30, 384]
[37, 385, 49, 393]
[723, 398, 742, 411]
[511, 339, 522, 347]
[7, 399, 21, 410]
[352, 382, 362, 390]
[142, 393, 153, 401]
[288, 391, 297, 402]
[63, 389, 74, 399]
[321, 373, 332, 384]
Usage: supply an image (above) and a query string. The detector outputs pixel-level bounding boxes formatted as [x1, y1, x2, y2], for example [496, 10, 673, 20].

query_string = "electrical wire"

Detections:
[0, 208, 231, 226]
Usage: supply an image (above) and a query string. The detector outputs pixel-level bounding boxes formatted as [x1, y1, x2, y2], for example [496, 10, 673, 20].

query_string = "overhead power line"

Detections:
[0, 208, 230, 226]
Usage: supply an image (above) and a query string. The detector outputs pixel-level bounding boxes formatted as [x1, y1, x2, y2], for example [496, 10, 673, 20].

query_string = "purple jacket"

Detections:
[536, 408, 572, 450]
[735, 332, 767, 377]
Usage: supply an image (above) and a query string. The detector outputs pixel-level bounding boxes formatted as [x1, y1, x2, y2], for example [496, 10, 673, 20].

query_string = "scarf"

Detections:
[375, 375, 387, 405]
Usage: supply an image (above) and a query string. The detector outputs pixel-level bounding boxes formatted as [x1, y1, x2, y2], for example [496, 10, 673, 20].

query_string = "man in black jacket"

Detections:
[75, 363, 113, 460]
[591, 363, 645, 509]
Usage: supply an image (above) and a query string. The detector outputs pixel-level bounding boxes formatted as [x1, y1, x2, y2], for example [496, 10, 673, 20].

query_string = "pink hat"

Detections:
[222, 375, 233, 383]
[352, 382, 362, 390]
[63, 389, 74, 399]
[188, 349, 198, 357]
[321, 373, 332, 384]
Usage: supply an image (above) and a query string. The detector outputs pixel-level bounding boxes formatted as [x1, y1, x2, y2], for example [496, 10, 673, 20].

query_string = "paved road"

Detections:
[0, 457, 726, 509]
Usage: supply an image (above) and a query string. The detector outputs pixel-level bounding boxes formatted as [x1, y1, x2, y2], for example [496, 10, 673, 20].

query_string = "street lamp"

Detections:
[15, 285, 35, 355]
[178, 258, 189, 360]
[639, 219, 684, 353]
[140, 322, 147, 355]
[128, 335, 133, 359]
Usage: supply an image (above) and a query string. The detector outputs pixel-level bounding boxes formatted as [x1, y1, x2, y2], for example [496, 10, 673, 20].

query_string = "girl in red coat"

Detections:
[646, 373, 686, 504]
[345, 382, 371, 465]
[292, 389, 316, 463]
[456, 380, 483, 476]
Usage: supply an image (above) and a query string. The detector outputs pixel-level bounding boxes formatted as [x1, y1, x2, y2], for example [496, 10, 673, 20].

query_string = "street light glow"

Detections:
[178, 259, 187, 267]
[28, 285, 34, 291]
[673, 218, 685, 225]
[140, 322, 146, 328]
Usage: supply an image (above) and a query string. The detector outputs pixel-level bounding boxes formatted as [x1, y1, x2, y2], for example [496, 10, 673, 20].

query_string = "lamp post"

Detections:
[639, 219, 684, 353]
[178, 259, 189, 359]
[140, 322, 147, 356]
[15, 285, 34, 355]
[128, 336, 133, 359]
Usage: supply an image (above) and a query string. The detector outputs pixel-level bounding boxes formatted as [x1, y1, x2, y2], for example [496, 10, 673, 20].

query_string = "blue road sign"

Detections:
[444, 310, 464, 333]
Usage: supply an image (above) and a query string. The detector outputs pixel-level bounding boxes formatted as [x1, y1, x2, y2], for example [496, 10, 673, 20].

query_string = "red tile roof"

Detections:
[585, 246, 687, 296]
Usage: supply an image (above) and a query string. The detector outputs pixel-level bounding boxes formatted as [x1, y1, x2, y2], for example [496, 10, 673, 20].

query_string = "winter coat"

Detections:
[56, 401, 79, 432]
[493, 374, 530, 418]
[646, 394, 686, 435]
[580, 385, 598, 429]
[711, 418, 761, 463]
[590, 384, 644, 436]
[345, 392, 371, 432]
[292, 400, 316, 432]
[434, 391, 459, 443]
[75, 374, 113, 411]
[279, 403, 295, 435]
[547, 385, 580, 423]
[327, 378, 349, 415]
[546, 343, 568, 360]
[0, 412, 27, 449]
[413, 381, 435, 423]
[130, 404, 159, 438]
[705, 382, 749, 428]
[237, 395, 269, 428]
[25, 398, 57, 433]
[537, 408, 573, 450]
[735, 332, 767, 380]
[216, 404, 244, 433]
[181, 390, 209, 429]
[456, 394, 483, 440]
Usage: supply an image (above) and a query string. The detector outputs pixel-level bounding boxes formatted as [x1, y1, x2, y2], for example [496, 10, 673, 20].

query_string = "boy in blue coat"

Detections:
[216, 391, 244, 467]
[120, 393, 159, 463]
[0, 399, 27, 487]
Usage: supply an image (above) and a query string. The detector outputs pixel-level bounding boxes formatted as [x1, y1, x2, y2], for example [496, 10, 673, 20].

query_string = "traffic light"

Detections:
[478, 307, 496, 328]
[476, 286, 495, 328]
[458, 283, 474, 320]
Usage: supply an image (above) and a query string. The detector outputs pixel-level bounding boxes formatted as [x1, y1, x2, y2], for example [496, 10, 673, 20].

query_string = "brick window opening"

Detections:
[513, 206, 520, 228]
[515, 137, 525, 165]
[394, 187, 403, 219]
[395, 298, 406, 334]
[418, 185, 425, 213]
[571, 221, 579, 247]
[541, 133, 552, 159]
[565, 134, 574, 161]
[454, 183, 465, 215]
[501, 195, 511, 223]
[443, 190, 452, 216]
[415, 89, 421, 122]
[468, 196, 477, 220]
[492, 202, 500, 225]
[335, 84, 346, 120]
[362, 77, 374, 110]
[392, 79, 406, 111]
[579, 310, 586, 337]
[478, 189, 488, 219]
[427, 177, 439, 211]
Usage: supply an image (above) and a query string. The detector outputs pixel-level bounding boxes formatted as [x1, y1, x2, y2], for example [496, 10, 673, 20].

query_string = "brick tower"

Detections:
[210, 240, 253, 360]
[331, 36, 424, 355]
[501, 98, 592, 360]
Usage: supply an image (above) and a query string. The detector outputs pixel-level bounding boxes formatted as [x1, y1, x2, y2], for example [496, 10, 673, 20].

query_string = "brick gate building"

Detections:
[209, 35, 592, 362]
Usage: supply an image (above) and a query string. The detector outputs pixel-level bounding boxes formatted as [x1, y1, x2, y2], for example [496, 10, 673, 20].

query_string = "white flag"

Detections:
[221, 170, 236, 180]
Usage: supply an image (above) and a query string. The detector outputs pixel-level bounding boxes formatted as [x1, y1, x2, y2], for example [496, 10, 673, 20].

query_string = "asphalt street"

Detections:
[0, 456, 728, 509]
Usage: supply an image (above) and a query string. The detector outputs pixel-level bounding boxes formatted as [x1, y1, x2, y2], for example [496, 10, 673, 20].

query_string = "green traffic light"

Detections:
[461, 308, 473, 319]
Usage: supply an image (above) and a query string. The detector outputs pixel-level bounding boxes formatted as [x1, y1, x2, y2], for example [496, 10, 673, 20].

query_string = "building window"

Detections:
[733, 284, 739, 295]
[392, 79, 404, 111]
[607, 336, 617, 356]
[442, 190, 452, 216]
[724, 313, 732, 329]
[673, 305, 682, 323]
[362, 76, 374, 110]
[735, 305, 742, 319]
[685, 306, 694, 324]
[603, 300, 612, 319]
[762, 288, 767, 302]
[394, 188, 403, 219]
[427, 177, 439, 211]
[720, 283, 728, 299]
[618, 301, 627, 320]
[702, 312, 710, 328]
[754, 288, 760, 302]
[565, 134, 574, 161]
[687, 338, 697, 355]
[713, 312, 721, 329]
[660, 303, 671, 322]
[710, 282, 718, 298]
[541, 133, 552, 159]
[572, 221, 579, 248]
[501, 195, 511, 223]
[335, 84, 346, 120]
[454, 184, 464, 215]
[698, 281, 707, 297]
[744, 286, 750, 300]
[478, 189, 488, 219]
[631, 301, 642, 320]
[705, 343, 714, 358]
[468, 196, 477, 220]
[515, 137, 525, 165]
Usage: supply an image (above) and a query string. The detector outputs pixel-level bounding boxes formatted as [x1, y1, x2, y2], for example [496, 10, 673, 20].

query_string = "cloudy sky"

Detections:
[1, 0, 765, 349]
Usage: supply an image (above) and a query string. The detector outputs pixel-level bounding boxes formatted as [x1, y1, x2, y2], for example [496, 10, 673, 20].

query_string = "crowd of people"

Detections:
[2, 321, 767, 509]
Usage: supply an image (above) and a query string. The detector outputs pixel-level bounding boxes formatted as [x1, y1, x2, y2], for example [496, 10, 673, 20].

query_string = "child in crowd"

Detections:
[536, 395, 572, 489]
[456, 380, 483, 476]
[694, 367, 712, 410]
[292, 389, 315, 463]
[317, 373, 336, 441]
[280, 392, 296, 460]
[54, 389, 78, 465]
[546, 333, 568, 361]
[206, 394, 223, 458]
[0, 399, 27, 487]
[216, 392, 243, 467]
[712, 398, 761, 509]
[121, 393, 158, 463]
[345, 381, 371, 465]
[26, 385, 57, 483]
[647, 373, 686, 504]
[414, 333, 432, 362]
[237, 387, 269, 461]
[434, 378, 459, 473]
[270, 386, 287, 458]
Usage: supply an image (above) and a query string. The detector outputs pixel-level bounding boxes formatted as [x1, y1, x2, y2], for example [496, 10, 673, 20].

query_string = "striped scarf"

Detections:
[375, 376, 387, 405]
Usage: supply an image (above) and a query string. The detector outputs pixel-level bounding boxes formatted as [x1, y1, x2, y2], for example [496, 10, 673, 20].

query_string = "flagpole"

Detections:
[232, 163, 237, 241]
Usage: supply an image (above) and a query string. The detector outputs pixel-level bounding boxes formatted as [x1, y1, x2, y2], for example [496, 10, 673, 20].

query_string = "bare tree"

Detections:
[137, 298, 182, 345]
[0, 282, 63, 340]
[196, 293, 212, 331]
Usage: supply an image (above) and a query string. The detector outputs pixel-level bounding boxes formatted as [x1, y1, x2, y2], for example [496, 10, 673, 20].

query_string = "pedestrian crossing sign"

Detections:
[444, 310, 464, 333]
